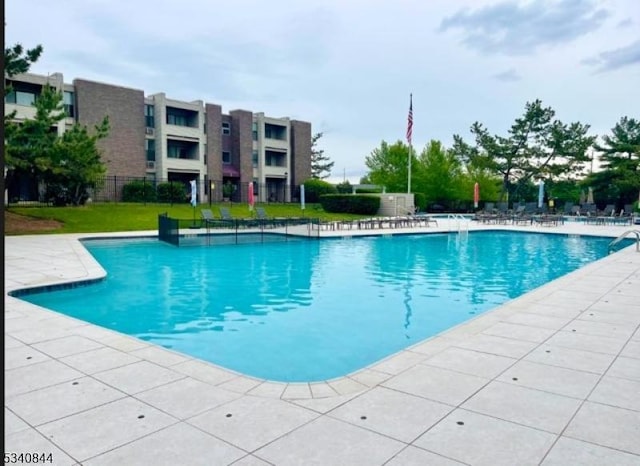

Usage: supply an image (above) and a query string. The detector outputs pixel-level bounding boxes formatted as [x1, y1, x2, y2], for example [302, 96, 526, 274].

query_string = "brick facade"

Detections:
[74, 79, 146, 178]
[290, 120, 312, 187]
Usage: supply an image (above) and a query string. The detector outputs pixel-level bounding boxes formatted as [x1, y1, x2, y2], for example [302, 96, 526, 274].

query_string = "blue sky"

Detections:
[6, 0, 640, 182]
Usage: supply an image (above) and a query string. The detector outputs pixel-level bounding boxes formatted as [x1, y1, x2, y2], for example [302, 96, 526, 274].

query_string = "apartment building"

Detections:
[5, 72, 312, 203]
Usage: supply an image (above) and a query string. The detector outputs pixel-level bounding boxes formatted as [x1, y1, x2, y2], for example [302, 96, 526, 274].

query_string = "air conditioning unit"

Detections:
[146, 161, 155, 169]
[145, 127, 154, 135]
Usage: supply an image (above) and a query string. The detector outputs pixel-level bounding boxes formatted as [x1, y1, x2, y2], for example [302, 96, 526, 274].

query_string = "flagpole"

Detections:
[408, 145, 412, 194]
[406, 93, 413, 194]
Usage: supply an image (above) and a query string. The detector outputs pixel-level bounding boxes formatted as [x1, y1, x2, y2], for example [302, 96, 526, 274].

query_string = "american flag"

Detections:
[406, 94, 413, 145]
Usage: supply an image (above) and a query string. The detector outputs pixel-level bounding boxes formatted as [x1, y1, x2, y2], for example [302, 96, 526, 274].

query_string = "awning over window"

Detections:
[223, 165, 240, 177]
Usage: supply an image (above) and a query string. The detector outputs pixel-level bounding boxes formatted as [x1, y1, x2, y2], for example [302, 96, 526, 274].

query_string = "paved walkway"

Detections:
[5, 221, 640, 465]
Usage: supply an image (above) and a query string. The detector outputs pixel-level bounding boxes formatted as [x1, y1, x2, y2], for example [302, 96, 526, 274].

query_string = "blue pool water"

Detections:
[19, 231, 623, 382]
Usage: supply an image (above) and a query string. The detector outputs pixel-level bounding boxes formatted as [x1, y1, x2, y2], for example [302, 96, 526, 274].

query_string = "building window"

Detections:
[145, 104, 155, 128]
[145, 139, 155, 161]
[166, 107, 197, 127]
[252, 150, 258, 167]
[167, 140, 198, 159]
[252, 122, 258, 141]
[264, 123, 286, 140]
[265, 150, 285, 167]
[222, 122, 231, 135]
[167, 113, 187, 126]
[63, 91, 75, 118]
[5, 90, 37, 106]
[222, 151, 231, 164]
[204, 144, 207, 165]
[5, 81, 40, 107]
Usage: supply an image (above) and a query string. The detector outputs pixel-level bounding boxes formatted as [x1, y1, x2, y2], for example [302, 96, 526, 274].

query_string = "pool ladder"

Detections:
[447, 214, 470, 233]
[608, 229, 640, 254]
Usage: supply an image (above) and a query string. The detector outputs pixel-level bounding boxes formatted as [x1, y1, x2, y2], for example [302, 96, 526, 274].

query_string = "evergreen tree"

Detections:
[310, 132, 334, 179]
[587, 116, 640, 206]
[451, 100, 595, 200]
[4, 85, 66, 191]
[5, 85, 109, 205]
[4, 43, 43, 90]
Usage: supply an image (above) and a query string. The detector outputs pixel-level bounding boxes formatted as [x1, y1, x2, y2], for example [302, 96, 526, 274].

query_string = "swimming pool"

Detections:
[17, 231, 624, 382]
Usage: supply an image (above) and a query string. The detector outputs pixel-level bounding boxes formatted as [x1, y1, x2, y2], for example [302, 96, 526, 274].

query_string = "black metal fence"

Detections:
[158, 213, 180, 246]
[7, 175, 302, 207]
[158, 213, 321, 247]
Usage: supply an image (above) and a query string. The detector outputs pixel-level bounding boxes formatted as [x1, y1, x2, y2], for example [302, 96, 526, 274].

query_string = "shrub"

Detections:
[355, 188, 382, 194]
[122, 180, 157, 202]
[157, 182, 187, 203]
[303, 179, 337, 203]
[413, 192, 426, 211]
[335, 181, 353, 194]
[319, 194, 380, 214]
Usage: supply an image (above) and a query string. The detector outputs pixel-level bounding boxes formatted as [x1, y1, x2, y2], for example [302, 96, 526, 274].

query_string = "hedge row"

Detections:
[122, 181, 188, 203]
[319, 194, 380, 214]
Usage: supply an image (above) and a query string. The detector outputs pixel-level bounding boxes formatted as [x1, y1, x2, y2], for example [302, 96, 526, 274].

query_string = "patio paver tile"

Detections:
[254, 416, 404, 466]
[188, 395, 318, 452]
[4, 407, 30, 435]
[565, 401, 640, 455]
[136, 377, 241, 419]
[382, 365, 489, 406]
[454, 333, 538, 359]
[541, 437, 640, 466]
[413, 409, 557, 466]
[82, 422, 245, 466]
[461, 381, 582, 433]
[524, 344, 616, 374]
[481, 322, 556, 343]
[38, 397, 177, 462]
[421, 347, 516, 379]
[93, 360, 185, 394]
[328, 386, 452, 442]
[5, 360, 83, 398]
[606, 356, 640, 381]
[385, 446, 466, 466]
[60, 346, 141, 375]
[4, 345, 52, 370]
[588, 375, 640, 411]
[5, 376, 126, 426]
[544, 331, 627, 355]
[496, 360, 600, 399]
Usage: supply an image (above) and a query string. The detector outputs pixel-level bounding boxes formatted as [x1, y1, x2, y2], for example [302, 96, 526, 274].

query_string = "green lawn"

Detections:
[7, 202, 368, 234]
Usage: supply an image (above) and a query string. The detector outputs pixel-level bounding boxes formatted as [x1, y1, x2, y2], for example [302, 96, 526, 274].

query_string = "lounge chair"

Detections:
[201, 209, 216, 227]
[254, 207, 275, 228]
[512, 205, 532, 225]
[610, 209, 633, 226]
[596, 204, 616, 225]
[219, 206, 233, 220]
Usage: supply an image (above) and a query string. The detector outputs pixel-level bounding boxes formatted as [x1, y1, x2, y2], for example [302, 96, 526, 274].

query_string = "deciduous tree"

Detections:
[364, 140, 413, 192]
[413, 140, 463, 206]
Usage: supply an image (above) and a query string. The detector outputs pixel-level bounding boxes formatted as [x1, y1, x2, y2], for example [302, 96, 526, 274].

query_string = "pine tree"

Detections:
[310, 132, 334, 179]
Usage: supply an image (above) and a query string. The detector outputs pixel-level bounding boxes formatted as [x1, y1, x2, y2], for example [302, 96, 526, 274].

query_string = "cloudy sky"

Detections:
[6, 0, 640, 182]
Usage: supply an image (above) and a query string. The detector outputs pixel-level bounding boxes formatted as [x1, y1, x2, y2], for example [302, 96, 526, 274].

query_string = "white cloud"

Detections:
[439, 0, 610, 56]
[582, 39, 640, 72]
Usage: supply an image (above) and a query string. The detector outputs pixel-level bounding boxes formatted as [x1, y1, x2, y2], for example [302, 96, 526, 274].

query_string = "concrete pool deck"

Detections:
[5, 221, 640, 465]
